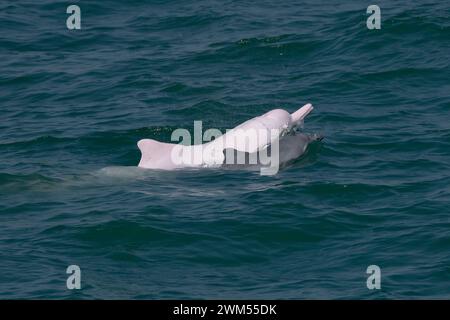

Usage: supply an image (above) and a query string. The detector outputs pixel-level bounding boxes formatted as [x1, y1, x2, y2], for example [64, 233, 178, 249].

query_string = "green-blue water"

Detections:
[1, 0, 449, 299]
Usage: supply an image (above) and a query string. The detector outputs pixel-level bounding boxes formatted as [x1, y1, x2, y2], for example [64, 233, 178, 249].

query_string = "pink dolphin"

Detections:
[137, 103, 316, 170]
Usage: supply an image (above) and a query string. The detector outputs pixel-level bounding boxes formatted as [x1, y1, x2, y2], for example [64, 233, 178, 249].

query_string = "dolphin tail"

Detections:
[291, 103, 313, 125]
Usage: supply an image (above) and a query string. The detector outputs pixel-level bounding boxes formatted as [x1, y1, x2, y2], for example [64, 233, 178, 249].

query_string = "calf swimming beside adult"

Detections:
[137, 103, 319, 174]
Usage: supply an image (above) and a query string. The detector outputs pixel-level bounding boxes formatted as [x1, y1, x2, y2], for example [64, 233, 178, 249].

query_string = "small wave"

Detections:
[0, 172, 60, 192]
